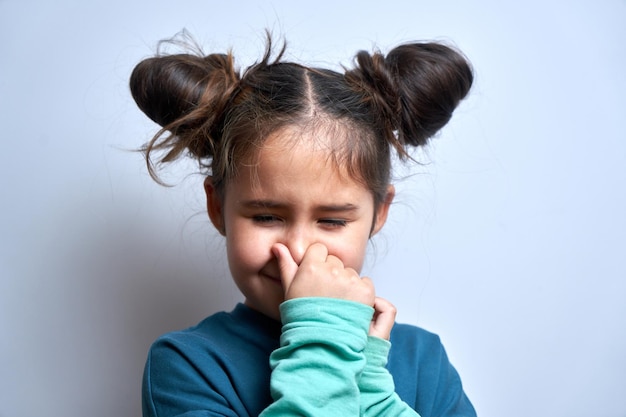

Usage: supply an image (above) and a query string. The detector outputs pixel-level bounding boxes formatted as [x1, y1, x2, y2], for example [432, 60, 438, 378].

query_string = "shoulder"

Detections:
[149, 310, 228, 353]
[145, 310, 237, 379]
[148, 304, 280, 361]
[388, 322, 457, 376]
[143, 305, 280, 416]
[389, 322, 444, 356]
[142, 311, 236, 416]
[388, 322, 450, 385]
[387, 323, 476, 416]
[390, 321, 439, 339]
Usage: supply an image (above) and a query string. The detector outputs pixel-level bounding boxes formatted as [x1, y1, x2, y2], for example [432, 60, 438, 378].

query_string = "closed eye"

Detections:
[252, 215, 281, 224]
[319, 218, 347, 228]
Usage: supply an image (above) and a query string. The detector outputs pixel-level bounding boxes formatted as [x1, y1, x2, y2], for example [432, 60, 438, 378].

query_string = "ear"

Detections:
[204, 177, 225, 236]
[371, 185, 395, 237]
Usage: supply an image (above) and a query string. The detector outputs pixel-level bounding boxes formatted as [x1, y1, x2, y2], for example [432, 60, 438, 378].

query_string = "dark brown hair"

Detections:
[130, 33, 473, 207]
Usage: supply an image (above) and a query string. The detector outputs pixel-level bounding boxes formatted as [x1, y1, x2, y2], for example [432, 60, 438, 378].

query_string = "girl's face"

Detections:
[205, 129, 393, 320]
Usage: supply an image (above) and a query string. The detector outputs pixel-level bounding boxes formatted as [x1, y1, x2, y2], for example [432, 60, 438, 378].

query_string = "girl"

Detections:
[130, 33, 475, 417]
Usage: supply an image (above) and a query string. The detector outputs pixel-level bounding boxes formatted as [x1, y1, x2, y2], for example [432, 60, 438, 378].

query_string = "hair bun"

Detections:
[130, 53, 237, 129]
[130, 55, 204, 127]
[386, 42, 473, 147]
[129, 52, 240, 166]
[348, 42, 473, 151]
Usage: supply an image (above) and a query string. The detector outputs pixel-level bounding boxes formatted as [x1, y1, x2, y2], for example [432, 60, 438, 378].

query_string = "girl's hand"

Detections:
[272, 242, 375, 307]
[369, 297, 397, 340]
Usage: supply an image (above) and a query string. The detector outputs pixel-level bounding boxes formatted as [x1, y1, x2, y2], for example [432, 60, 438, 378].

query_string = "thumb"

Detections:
[272, 243, 299, 295]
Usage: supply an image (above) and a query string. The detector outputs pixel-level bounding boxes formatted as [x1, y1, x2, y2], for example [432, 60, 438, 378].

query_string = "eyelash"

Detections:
[251, 216, 347, 228]
[252, 215, 280, 224]
[319, 219, 347, 228]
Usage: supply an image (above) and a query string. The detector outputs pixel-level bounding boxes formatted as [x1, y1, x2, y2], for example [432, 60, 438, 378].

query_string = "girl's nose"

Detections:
[283, 226, 313, 265]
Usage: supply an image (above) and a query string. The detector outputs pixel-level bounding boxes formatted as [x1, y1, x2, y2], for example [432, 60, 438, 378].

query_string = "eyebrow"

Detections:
[240, 199, 360, 212]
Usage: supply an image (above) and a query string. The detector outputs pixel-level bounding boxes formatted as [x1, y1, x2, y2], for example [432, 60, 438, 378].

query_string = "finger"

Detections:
[358, 276, 376, 306]
[272, 243, 299, 292]
[299, 242, 329, 266]
[369, 297, 397, 340]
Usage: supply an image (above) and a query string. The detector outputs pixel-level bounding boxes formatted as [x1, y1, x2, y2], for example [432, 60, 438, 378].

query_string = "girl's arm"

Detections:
[261, 243, 376, 416]
[260, 297, 372, 417]
[360, 298, 476, 417]
[359, 336, 420, 417]
[359, 297, 421, 417]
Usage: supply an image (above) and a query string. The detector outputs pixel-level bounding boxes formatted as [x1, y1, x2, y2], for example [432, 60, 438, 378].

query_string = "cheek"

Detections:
[326, 231, 371, 273]
[225, 222, 274, 269]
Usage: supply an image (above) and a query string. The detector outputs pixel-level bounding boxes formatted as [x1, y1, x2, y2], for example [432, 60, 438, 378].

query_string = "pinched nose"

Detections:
[279, 226, 315, 266]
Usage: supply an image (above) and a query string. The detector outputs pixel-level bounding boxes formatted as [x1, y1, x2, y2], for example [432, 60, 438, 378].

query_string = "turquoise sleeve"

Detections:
[260, 297, 374, 417]
[359, 336, 421, 417]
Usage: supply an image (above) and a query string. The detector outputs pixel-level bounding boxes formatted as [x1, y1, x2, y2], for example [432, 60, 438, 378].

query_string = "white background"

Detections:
[1, 1, 625, 416]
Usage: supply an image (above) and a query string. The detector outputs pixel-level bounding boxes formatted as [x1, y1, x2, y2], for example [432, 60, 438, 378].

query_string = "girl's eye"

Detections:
[319, 219, 347, 228]
[252, 215, 280, 224]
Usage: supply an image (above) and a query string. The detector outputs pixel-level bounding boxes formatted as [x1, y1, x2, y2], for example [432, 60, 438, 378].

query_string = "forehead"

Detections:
[254, 128, 348, 182]
[233, 127, 371, 199]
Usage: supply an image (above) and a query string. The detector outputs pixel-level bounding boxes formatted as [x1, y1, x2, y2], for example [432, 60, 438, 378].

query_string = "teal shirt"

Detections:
[142, 298, 475, 416]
